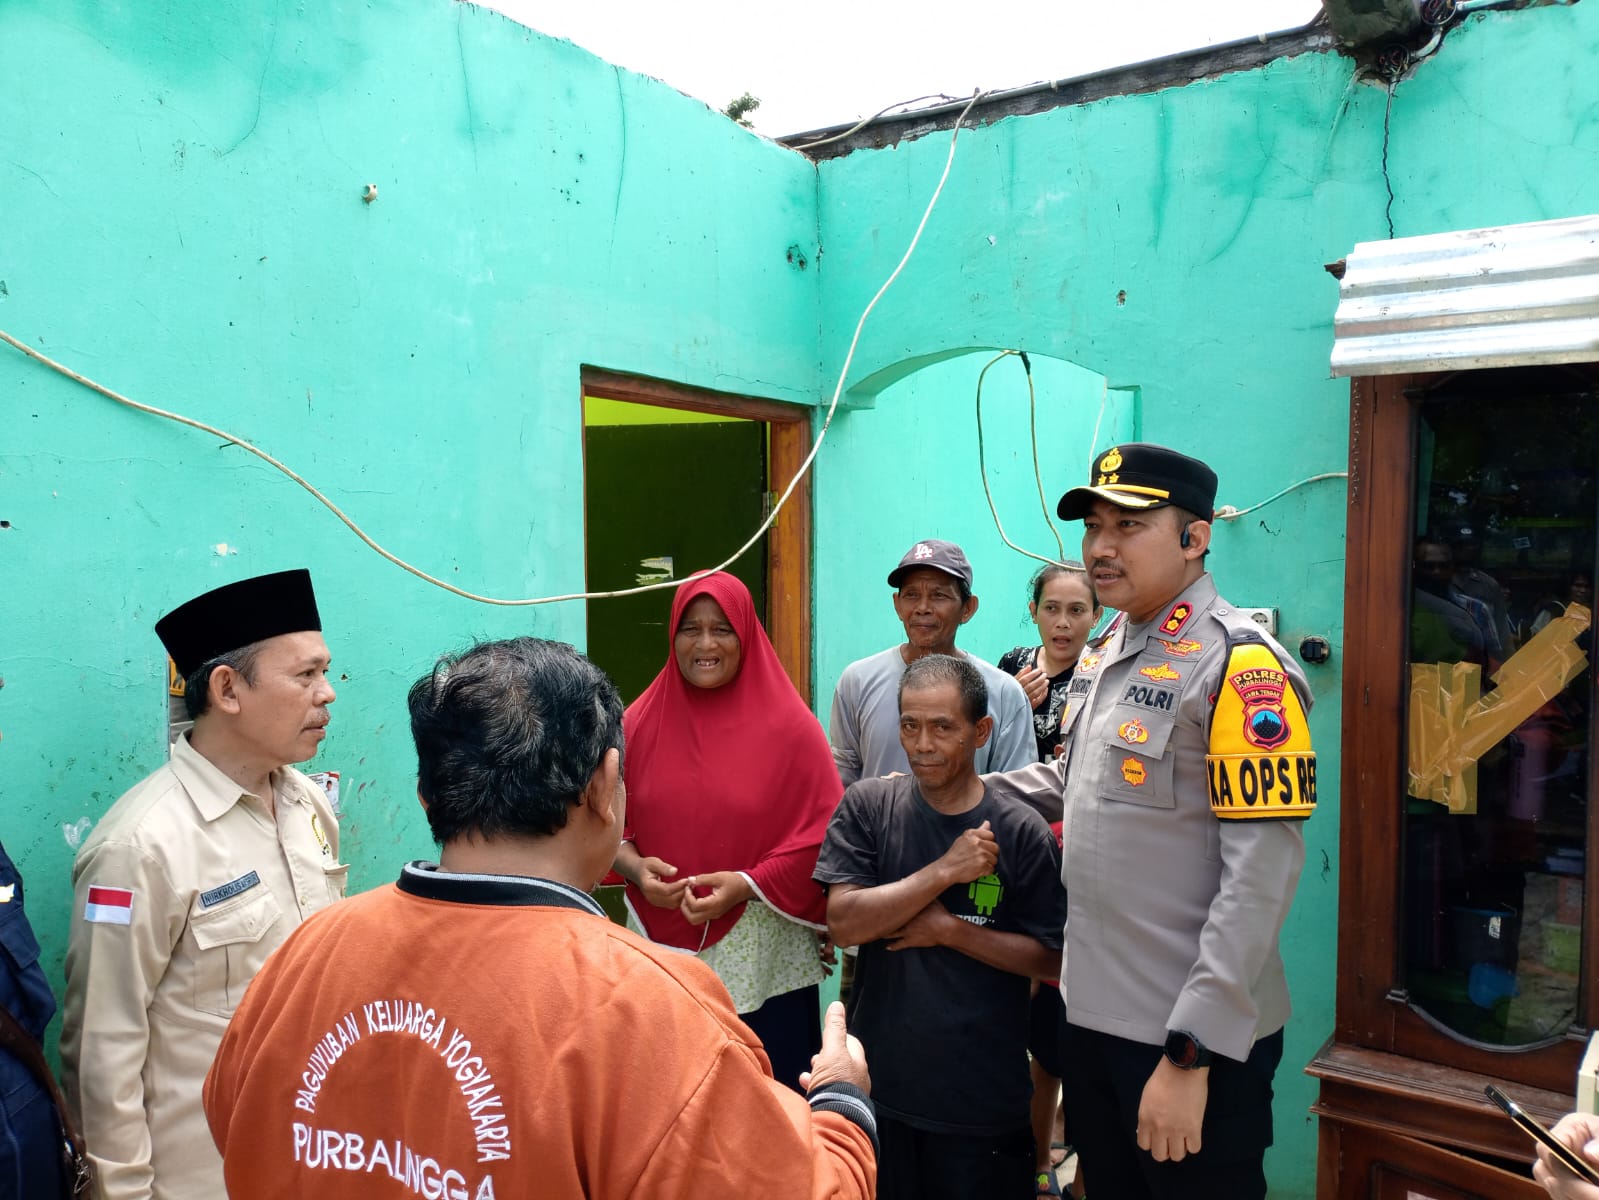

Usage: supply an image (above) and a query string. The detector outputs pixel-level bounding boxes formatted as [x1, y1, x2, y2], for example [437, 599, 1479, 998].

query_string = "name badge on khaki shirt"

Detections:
[200, 871, 262, 909]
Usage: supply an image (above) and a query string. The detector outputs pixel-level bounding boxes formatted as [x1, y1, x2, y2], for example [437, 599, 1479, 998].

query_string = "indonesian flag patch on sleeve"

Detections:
[1207, 641, 1316, 821]
[84, 885, 135, 925]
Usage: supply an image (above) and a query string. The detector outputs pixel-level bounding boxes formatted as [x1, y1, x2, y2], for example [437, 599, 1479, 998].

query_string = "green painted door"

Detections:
[584, 420, 768, 703]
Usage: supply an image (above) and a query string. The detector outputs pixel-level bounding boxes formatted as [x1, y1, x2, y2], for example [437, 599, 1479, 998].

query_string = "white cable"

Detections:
[791, 93, 960, 150]
[1088, 376, 1109, 463]
[973, 350, 1067, 568]
[0, 91, 989, 607]
[1021, 356, 1066, 564]
[1213, 472, 1349, 521]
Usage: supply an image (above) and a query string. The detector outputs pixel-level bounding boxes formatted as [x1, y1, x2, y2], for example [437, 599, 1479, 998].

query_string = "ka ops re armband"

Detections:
[1206, 635, 1316, 821]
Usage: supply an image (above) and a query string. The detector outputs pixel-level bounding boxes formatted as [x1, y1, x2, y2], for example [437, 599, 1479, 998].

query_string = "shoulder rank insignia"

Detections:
[1159, 602, 1194, 636]
[1207, 641, 1315, 821]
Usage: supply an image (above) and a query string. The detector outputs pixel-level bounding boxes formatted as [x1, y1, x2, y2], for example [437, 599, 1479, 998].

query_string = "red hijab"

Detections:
[622, 571, 840, 951]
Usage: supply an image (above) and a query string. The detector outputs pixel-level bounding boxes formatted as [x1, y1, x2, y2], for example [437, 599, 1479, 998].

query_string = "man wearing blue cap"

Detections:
[990, 444, 1316, 1200]
[61, 569, 346, 1200]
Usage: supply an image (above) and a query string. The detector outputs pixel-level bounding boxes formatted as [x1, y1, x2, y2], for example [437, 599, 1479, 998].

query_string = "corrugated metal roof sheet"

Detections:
[1329, 214, 1599, 377]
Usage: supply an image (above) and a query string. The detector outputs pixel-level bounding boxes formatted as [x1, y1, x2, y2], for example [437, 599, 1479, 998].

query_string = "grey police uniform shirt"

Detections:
[985, 573, 1311, 1063]
[828, 647, 1036, 786]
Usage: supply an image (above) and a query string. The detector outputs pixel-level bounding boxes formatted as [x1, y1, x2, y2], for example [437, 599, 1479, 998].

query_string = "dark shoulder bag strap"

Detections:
[0, 1004, 91, 1197]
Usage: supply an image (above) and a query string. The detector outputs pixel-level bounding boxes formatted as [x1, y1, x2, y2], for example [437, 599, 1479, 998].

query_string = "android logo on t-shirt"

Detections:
[968, 873, 1004, 917]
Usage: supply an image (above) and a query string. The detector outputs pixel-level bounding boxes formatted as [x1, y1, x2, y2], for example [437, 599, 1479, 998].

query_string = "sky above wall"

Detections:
[478, 0, 1324, 136]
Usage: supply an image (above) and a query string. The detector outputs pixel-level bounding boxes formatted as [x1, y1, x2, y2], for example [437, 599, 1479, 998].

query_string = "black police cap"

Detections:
[1056, 443, 1218, 521]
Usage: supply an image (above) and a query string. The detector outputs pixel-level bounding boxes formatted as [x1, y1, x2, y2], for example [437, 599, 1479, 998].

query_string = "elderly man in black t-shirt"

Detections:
[815, 653, 1067, 1200]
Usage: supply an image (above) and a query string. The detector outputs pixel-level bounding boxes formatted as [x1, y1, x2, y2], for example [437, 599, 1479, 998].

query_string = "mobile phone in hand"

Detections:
[1484, 1084, 1599, 1186]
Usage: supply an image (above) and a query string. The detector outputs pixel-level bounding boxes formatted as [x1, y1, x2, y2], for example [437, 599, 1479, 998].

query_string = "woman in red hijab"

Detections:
[613, 571, 840, 1091]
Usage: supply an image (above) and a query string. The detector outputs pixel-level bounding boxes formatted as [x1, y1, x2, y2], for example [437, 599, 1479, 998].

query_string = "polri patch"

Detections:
[1118, 718, 1149, 745]
[1121, 681, 1177, 712]
[200, 871, 261, 909]
[1159, 603, 1194, 636]
[1231, 665, 1292, 749]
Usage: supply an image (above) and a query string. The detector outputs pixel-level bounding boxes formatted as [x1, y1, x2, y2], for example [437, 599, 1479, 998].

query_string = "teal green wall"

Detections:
[812, 6, 1599, 1194]
[0, 0, 818, 1047]
[815, 352, 1135, 689]
[6, 2, 1599, 1194]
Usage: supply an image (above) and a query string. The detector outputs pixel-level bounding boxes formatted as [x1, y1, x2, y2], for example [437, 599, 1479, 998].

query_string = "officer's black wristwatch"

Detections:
[1163, 1029, 1213, 1070]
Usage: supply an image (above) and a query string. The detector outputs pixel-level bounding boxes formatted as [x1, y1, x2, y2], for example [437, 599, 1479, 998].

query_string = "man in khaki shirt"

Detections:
[62, 568, 347, 1200]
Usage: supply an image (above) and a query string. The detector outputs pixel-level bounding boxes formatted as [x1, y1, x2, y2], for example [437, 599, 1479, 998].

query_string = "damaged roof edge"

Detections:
[780, 23, 1339, 161]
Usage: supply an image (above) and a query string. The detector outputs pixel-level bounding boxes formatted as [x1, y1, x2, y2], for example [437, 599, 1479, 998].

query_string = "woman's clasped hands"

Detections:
[634, 856, 753, 926]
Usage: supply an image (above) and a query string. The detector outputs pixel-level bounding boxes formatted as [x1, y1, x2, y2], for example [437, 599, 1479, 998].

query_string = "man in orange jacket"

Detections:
[204, 637, 877, 1200]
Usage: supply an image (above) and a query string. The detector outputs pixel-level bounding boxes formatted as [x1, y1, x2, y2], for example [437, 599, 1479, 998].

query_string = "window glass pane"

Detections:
[1403, 368, 1596, 1047]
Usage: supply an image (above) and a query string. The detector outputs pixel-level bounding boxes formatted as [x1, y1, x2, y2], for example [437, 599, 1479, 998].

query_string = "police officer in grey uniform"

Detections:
[988, 443, 1316, 1200]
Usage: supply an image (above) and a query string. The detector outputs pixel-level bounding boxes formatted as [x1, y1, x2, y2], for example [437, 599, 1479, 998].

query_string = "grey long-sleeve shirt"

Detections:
[827, 646, 1036, 786]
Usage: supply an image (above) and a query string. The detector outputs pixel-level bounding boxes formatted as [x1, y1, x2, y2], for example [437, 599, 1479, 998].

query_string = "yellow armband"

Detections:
[1207, 641, 1316, 821]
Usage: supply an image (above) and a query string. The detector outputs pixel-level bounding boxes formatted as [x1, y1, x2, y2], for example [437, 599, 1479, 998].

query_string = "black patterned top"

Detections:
[996, 645, 1076, 763]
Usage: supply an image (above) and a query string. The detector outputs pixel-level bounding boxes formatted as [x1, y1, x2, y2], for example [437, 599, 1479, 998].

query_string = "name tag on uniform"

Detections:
[1121, 681, 1177, 712]
[200, 871, 262, 909]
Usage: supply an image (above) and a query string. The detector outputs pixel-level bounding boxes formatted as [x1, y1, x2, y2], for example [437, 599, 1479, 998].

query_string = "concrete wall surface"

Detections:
[0, 0, 819, 1029]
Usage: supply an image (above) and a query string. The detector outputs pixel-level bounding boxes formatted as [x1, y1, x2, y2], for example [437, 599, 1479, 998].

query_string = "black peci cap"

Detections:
[156, 569, 322, 677]
[1056, 443, 1218, 521]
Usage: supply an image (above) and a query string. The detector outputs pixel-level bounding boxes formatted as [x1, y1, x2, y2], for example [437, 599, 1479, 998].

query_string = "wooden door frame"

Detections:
[580, 367, 814, 703]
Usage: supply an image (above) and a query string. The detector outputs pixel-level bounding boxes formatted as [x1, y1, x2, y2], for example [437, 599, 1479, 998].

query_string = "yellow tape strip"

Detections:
[1407, 603, 1590, 812]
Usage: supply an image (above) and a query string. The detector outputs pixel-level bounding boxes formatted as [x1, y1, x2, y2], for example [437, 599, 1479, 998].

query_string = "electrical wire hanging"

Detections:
[0, 90, 991, 608]
[1213, 472, 1348, 521]
[791, 93, 960, 151]
[973, 349, 1068, 568]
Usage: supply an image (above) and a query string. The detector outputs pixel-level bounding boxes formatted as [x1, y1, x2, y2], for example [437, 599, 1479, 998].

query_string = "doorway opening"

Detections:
[581, 368, 814, 706]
